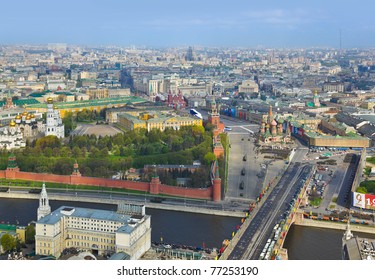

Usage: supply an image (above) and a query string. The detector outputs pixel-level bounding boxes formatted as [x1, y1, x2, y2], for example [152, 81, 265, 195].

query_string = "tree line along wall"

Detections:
[0, 169, 214, 200]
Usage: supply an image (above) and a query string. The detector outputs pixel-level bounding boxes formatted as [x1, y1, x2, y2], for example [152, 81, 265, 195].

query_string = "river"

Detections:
[0, 198, 240, 249]
[1, 198, 375, 259]
[283, 225, 375, 260]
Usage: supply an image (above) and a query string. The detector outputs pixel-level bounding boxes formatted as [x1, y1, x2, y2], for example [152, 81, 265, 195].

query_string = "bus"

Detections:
[189, 108, 203, 119]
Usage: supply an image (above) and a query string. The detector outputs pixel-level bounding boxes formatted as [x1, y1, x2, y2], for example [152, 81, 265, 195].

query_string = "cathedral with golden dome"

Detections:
[0, 119, 26, 150]
[0, 95, 65, 149]
[259, 105, 292, 144]
[13, 111, 43, 138]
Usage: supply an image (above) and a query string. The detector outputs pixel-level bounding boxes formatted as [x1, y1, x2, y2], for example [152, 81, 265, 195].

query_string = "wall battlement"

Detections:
[0, 169, 214, 200]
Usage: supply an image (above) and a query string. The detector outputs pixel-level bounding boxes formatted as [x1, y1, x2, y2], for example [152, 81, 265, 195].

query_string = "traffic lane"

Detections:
[320, 166, 346, 209]
[336, 155, 358, 207]
[242, 137, 261, 199]
[228, 164, 301, 258]
[241, 164, 311, 259]
[251, 166, 312, 259]
[227, 133, 260, 199]
[227, 135, 247, 198]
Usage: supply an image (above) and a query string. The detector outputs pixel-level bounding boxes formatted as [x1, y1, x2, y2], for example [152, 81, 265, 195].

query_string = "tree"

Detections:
[35, 135, 61, 149]
[43, 147, 53, 157]
[204, 152, 216, 165]
[59, 146, 71, 157]
[25, 225, 35, 244]
[112, 145, 120, 156]
[100, 147, 109, 158]
[191, 125, 205, 138]
[81, 147, 87, 157]
[80, 166, 92, 177]
[113, 134, 124, 146]
[1, 233, 16, 252]
[52, 147, 60, 157]
[190, 168, 210, 188]
[147, 129, 161, 143]
[72, 146, 81, 158]
[62, 111, 76, 137]
[89, 147, 100, 158]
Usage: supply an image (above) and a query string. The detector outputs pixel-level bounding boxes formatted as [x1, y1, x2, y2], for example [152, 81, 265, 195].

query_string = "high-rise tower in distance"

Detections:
[185, 46, 194, 61]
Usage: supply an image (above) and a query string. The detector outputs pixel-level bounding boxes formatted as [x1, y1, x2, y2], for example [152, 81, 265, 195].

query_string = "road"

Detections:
[226, 131, 263, 200]
[336, 154, 359, 208]
[194, 107, 262, 201]
[227, 163, 313, 260]
[320, 163, 348, 211]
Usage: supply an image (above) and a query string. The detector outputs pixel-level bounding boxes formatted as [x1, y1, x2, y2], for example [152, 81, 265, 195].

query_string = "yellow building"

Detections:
[105, 106, 172, 123]
[16, 227, 26, 243]
[147, 116, 202, 131]
[304, 132, 370, 148]
[360, 100, 375, 110]
[118, 113, 147, 130]
[118, 112, 202, 132]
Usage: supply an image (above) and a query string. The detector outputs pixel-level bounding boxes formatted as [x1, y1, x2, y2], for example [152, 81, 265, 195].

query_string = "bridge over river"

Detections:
[222, 162, 313, 260]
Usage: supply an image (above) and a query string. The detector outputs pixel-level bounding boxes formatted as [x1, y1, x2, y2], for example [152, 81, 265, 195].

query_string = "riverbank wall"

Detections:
[294, 218, 375, 235]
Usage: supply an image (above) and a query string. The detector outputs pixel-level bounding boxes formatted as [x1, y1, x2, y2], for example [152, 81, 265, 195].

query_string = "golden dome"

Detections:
[26, 115, 31, 120]
[15, 114, 21, 119]
[53, 105, 58, 110]
[22, 111, 28, 116]
[47, 97, 53, 103]
[31, 114, 35, 118]
[9, 120, 16, 127]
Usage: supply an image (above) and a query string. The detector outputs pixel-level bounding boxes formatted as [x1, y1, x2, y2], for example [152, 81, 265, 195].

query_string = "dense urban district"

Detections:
[0, 45, 375, 261]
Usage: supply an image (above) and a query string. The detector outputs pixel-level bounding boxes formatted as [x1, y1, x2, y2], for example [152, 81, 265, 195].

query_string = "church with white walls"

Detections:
[0, 120, 26, 150]
[45, 97, 65, 138]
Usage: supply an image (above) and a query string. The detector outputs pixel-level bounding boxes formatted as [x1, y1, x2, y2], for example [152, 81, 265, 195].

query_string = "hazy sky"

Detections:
[1, 0, 375, 48]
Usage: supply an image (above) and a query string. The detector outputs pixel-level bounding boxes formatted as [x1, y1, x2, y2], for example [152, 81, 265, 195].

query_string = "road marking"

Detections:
[227, 132, 252, 135]
[240, 126, 254, 133]
[80, 126, 89, 136]
[225, 125, 258, 128]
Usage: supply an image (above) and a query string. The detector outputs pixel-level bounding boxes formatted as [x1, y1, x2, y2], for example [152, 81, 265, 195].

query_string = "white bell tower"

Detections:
[37, 183, 51, 220]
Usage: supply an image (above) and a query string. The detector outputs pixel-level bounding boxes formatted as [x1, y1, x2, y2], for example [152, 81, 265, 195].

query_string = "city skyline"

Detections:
[1, 0, 375, 48]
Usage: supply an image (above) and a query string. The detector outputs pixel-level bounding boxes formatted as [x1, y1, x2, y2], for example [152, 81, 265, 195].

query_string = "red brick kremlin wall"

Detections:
[1, 169, 214, 200]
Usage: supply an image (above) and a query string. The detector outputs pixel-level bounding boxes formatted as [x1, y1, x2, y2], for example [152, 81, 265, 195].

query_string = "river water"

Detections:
[1, 198, 374, 258]
[284, 225, 375, 259]
[0, 198, 239, 249]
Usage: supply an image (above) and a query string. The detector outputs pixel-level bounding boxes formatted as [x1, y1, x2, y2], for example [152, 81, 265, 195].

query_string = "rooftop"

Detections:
[0, 99, 40, 107]
[37, 206, 140, 225]
[0, 224, 17, 231]
[344, 237, 375, 260]
[25, 96, 147, 110]
[304, 131, 369, 140]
